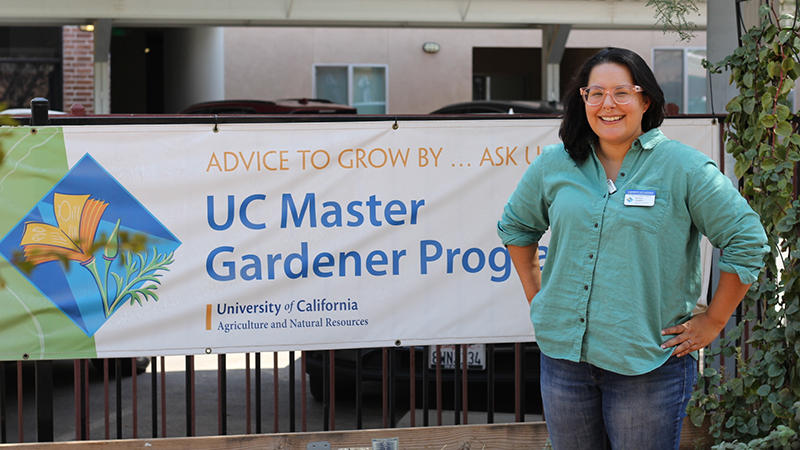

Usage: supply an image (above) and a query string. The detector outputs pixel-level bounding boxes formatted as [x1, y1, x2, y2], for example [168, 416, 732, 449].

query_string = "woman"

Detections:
[497, 48, 768, 449]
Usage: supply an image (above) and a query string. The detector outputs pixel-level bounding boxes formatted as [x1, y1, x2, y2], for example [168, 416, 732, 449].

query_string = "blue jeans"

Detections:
[540, 353, 695, 450]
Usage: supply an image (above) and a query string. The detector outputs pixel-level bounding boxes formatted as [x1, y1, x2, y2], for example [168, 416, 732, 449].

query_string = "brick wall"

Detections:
[62, 26, 94, 113]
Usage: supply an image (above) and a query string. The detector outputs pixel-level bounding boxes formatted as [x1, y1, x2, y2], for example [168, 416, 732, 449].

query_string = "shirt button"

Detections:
[584, 285, 589, 290]
[589, 254, 594, 259]
[619, 172, 625, 177]
[593, 223, 598, 228]
[580, 318, 585, 323]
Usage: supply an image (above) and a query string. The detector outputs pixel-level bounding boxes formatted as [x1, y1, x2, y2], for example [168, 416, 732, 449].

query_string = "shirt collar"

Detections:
[636, 128, 667, 151]
[589, 128, 666, 156]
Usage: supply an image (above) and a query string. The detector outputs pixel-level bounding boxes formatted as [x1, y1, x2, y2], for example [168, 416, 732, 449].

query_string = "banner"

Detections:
[0, 118, 719, 359]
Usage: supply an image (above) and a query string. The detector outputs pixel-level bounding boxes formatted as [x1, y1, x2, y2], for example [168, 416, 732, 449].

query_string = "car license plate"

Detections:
[428, 344, 485, 370]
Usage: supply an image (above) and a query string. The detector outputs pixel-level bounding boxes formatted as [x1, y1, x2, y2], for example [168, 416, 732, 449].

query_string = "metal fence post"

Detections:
[30, 98, 54, 443]
[30, 98, 50, 126]
[34, 361, 54, 442]
[1, 361, 5, 443]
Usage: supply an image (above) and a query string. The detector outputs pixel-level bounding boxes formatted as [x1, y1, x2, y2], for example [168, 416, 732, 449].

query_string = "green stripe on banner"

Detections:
[0, 127, 97, 360]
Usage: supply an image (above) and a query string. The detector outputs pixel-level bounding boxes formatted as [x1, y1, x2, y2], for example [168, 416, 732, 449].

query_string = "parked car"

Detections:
[430, 100, 562, 115]
[179, 98, 357, 115]
[305, 342, 541, 413]
[1, 108, 68, 116]
[90, 357, 151, 376]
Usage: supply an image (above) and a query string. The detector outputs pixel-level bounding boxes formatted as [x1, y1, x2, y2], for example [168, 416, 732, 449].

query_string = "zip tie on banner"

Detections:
[392, 116, 399, 130]
[213, 114, 219, 133]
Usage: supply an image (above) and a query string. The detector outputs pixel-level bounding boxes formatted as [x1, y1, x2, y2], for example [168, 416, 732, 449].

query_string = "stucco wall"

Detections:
[164, 27, 225, 113]
[224, 27, 706, 115]
[567, 29, 706, 67]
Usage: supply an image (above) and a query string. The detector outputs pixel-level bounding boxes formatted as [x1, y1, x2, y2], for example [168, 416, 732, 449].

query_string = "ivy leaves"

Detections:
[723, 17, 800, 234]
[687, 2, 800, 447]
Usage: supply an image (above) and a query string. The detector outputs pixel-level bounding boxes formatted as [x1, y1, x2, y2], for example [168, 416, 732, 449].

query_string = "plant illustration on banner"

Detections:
[18, 192, 174, 319]
[0, 153, 181, 337]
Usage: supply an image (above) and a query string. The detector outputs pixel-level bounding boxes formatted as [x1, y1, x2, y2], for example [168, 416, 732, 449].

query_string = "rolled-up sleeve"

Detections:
[497, 155, 550, 247]
[688, 161, 768, 284]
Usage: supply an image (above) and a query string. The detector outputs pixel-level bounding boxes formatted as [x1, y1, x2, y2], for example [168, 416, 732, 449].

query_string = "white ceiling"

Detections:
[0, 0, 707, 29]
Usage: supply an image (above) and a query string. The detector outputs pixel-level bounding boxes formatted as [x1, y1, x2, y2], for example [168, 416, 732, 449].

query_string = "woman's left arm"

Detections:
[661, 157, 768, 357]
[661, 270, 751, 357]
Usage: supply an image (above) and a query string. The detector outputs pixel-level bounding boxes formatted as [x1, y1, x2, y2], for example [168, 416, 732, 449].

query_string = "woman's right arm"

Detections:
[498, 151, 550, 304]
[507, 244, 541, 305]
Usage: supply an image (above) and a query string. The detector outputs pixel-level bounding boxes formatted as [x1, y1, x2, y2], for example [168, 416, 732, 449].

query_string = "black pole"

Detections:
[151, 357, 158, 438]
[79, 361, 87, 440]
[0, 361, 5, 443]
[422, 346, 429, 427]
[218, 354, 227, 435]
[453, 345, 461, 426]
[34, 361, 53, 442]
[487, 343, 495, 424]
[30, 98, 50, 126]
[27, 98, 53, 442]
[735, 0, 746, 47]
[288, 351, 296, 432]
[322, 351, 329, 431]
[389, 347, 396, 428]
[356, 348, 363, 430]
[519, 342, 526, 422]
[116, 359, 122, 438]
[185, 355, 194, 437]
[255, 353, 261, 434]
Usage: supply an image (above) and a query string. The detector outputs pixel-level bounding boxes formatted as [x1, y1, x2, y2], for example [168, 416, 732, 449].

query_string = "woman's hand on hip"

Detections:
[662, 272, 752, 358]
[660, 313, 724, 358]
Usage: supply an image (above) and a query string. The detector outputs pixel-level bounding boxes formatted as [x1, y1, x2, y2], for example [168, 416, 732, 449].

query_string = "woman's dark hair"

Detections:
[558, 47, 665, 165]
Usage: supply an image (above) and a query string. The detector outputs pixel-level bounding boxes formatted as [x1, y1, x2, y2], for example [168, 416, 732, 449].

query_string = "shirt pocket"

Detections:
[616, 185, 671, 234]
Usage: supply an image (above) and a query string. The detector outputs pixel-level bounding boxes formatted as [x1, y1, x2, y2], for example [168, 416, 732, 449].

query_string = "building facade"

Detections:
[1, 25, 708, 115]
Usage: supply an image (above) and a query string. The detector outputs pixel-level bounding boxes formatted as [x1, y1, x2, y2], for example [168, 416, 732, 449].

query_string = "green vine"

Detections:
[685, 2, 800, 447]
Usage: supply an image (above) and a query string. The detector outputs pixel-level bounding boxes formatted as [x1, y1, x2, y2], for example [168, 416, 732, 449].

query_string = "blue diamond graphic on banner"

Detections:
[0, 154, 181, 336]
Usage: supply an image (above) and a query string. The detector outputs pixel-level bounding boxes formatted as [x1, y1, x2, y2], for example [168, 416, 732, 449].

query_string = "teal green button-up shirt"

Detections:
[497, 128, 768, 375]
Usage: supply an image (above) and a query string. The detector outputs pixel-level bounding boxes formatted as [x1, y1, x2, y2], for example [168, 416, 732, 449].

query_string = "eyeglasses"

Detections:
[580, 85, 643, 106]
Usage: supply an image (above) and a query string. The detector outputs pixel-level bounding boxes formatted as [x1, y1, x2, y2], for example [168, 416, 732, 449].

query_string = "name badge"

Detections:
[624, 190, 656, 207]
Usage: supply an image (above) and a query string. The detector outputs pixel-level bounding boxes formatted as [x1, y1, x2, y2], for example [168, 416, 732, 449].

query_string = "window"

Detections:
[471, 47, 601, 102]
[0, 27, 63, 110]
[314, 65, 387, 114]
[653, 48, 707, 114]
[472, 48, 539, 101]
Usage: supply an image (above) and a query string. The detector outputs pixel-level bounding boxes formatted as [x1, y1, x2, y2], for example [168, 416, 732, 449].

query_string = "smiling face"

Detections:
[584, 63, 651, 156]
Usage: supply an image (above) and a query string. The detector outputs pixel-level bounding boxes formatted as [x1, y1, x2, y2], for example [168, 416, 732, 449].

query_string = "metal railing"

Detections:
[0, 101, 732, 444]
[0, 343, 543, 443]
